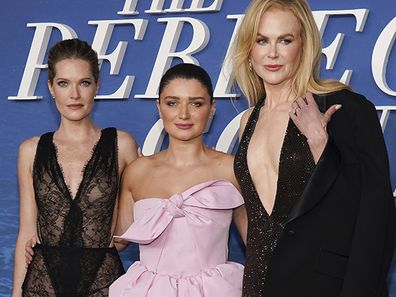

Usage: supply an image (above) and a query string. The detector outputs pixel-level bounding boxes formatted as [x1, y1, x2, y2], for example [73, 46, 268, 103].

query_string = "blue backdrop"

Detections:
[1, 0, 395, 296]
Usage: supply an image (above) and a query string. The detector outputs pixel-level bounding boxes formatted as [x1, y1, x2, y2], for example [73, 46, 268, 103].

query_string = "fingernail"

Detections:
[335, 104, 342, 110]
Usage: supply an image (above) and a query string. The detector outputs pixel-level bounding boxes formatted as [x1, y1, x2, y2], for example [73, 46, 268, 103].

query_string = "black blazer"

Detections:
[262, 89, 396, 297]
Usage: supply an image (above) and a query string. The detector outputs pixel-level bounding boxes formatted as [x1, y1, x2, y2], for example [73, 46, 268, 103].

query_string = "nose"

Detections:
[70, 84, 81, 99]
[179, 103, 190, 120]
[268, 42, 278, 59]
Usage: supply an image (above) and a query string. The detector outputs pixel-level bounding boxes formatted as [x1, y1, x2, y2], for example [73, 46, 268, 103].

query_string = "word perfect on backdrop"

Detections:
[0, 0, 395, 296]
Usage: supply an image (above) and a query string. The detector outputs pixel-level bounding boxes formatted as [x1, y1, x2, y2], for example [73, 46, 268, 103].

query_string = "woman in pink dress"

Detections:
[109, 63, 247, 296]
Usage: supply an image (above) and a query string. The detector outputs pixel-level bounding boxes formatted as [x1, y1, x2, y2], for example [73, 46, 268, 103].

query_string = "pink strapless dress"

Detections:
[109, 180, 244, 297]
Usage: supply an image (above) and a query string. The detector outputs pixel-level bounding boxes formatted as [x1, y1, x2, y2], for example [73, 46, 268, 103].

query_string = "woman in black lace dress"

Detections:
[13, 39, 138, 296]
[230, 0, 395, 296]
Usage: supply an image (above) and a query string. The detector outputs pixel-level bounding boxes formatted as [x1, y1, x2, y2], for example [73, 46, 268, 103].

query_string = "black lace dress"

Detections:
[234, 99, 316, 297]
[22, 127, 125, 297]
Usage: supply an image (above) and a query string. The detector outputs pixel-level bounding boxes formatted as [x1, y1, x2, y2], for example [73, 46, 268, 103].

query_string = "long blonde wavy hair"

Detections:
[230, 0, 350, 105]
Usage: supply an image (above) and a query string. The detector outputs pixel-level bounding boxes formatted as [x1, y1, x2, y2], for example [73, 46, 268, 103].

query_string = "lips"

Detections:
[264, 64, 282, 71]
[67, 104, 84, 110]
[175, 123, 193, 130]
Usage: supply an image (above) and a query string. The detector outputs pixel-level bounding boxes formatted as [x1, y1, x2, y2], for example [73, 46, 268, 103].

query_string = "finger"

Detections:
[291, 101, 300, 110]
[25, 251, 33, 265]
[305, 92, 315, 105]
[295, 97, 306, 108]
[25, 251, 33, 262]
[289, 109, 298, 119]
[323, 104, 342, 123]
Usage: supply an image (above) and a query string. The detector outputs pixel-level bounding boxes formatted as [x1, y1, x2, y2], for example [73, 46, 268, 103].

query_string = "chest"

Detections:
[247, 110, 290, 173]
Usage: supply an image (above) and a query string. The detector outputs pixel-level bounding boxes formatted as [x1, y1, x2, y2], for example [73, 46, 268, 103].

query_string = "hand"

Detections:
[25, 235, 39, 268]
[290, 92, 341, 138]
[290, 92, 341, 162]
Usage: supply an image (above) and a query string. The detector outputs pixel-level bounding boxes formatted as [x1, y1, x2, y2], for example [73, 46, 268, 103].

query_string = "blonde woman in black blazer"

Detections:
[230, 0, 396, 296]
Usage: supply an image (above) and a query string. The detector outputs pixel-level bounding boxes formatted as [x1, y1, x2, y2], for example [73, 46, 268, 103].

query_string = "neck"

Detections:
[264, 82, 296, 110]
[56, 117, 99, 141]
[164, 135, 208, 167]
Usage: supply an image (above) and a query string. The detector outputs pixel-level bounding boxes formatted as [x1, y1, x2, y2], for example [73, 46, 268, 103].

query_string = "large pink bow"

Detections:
[116, 180, 243, 244]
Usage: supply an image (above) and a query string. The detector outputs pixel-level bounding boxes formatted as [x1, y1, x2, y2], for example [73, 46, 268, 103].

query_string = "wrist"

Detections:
[306, 129, 328, 147]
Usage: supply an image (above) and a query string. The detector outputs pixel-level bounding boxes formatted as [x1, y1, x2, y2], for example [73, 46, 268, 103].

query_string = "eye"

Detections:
[256, 37, 268, 45]
[191, 101, 203, 107]
[57, 80, 68, 87]
[280, 38, 293, 45]
[81, 80, 92, 87]
[166, 100, 177, 107]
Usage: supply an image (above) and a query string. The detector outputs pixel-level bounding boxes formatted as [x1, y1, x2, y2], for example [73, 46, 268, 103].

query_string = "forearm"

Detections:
[233, 205, 247, 245]
[114, 239, 130, 251]
[12, 237, 28, 297]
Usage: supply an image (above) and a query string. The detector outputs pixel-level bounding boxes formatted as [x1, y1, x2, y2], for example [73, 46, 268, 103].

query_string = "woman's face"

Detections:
[250, 8, 303, 90]
[157, 78, 214, 142]
[48, 58, 98, 122]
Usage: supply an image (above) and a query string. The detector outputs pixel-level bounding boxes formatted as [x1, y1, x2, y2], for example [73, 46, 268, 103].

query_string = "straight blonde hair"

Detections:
[230, 0, 350, 105]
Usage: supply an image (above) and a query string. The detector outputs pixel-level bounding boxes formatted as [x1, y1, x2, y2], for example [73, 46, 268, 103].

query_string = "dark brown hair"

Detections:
[47, 38, 99, 84]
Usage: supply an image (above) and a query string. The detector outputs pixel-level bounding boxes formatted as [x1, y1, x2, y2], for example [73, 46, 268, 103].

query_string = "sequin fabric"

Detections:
[234, 99, 315, 297]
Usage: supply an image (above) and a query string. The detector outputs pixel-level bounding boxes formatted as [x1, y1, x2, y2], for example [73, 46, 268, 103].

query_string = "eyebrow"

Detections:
[163, 96, 207, 100]
[55, 77, 93, 81]
[256, 33, 295, 39]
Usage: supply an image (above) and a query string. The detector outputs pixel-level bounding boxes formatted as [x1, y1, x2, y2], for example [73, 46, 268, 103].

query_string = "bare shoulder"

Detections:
[18, 136, 40, 160]
[116, 129, 138, 150]
[206, 149, 237, 186]
[211, 149, 234, 165]
[122, 154, 156, 182]
[17, 136, 40, 176]
[239, 107, 254, 136]
[116, 129, 139, 164]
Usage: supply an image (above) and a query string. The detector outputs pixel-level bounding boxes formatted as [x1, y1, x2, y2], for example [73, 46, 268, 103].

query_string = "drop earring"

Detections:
[248, 59, 253, 72]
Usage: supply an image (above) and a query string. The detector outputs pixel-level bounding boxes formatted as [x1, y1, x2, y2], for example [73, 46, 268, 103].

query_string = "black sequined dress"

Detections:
[22, 127, 125, 297]
[234, 99, 315, 297]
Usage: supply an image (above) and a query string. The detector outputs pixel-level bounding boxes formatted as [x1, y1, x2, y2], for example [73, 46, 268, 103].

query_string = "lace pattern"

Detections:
[22, 127, 125, 296]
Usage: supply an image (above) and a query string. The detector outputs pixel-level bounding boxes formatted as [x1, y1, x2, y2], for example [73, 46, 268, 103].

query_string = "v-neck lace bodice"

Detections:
[34, 127, 118, 248]
[52, 130, 104, 201]
[22, 127, 124, 297]
[234, 99, 315, 297]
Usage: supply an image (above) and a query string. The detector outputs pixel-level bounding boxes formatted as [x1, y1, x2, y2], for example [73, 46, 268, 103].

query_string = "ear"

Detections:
[210, 99, 216, 117]
[156, 99, 162, 118]
[95, 80, 100, 96]
[48, 80, 55, 98]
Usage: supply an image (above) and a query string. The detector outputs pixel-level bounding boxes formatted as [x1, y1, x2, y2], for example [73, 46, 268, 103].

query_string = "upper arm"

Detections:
[117, 130, 139, 171]
[115, 163, 136, 237]
[336, 94, 394, 296]
[220, 155, 247, 244]
[238, 108, 253, 140]
[17, 138, 39, 240]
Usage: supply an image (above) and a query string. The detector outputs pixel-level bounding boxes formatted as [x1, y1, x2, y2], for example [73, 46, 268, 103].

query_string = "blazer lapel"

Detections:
[286, 94, 341, 224]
